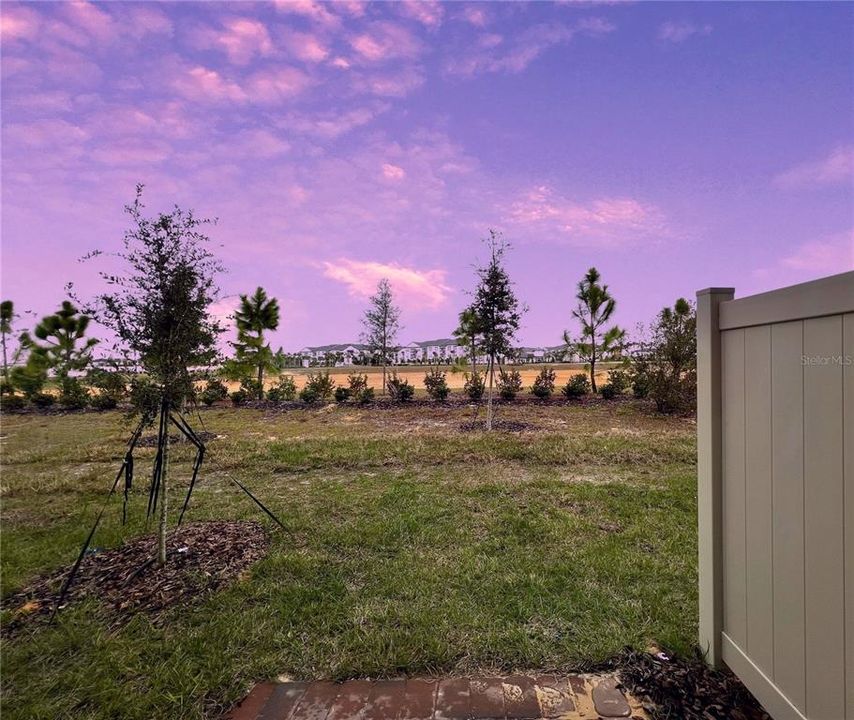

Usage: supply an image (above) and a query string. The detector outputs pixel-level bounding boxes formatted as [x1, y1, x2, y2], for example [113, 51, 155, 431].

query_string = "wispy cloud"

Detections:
[774, 145, 854, 189]
[506, 186, 668, 245]
[752, 229, 854, 289]
[445, 19, 614, 77]
[190, 17, 273, 65]
[321, 259, 452, 309]
[658, 20, 712, 43]
[398, 0, 444, 29]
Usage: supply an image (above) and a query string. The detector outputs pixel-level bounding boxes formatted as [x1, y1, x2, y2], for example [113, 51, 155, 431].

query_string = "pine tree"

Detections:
[469, 230, 523, 431]
[563, 267, 624, 393]
[360, 278, 401, 395]
[233, 287, 280, 399]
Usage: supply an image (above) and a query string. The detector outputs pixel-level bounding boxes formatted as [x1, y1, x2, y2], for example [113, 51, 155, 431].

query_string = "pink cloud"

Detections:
[274, 0, 340, 27]
[279, 104, 389, 138]
[245, 66, 311, 103]
[507, 186, 667, 245]
[192, 17, 273, 65]
[3, 119, 89, 148]
[398, 0, 444, 29]
[382, 163, 406, 181]
[354, 66, 424, 97]
[658, 21, 713, 43]
[282, 29, 329, 63]
[173, 65, 247, 103]
[780, 230, 854, 273]
[446, 19, 614, 77]
[322, 259, 452, 309]
[460, 5, 489, 27]
[0, 4, 41, 42]
[774, 145, 854, 189]
[350, 21, 422, 62]
[61, 1, 114, 43]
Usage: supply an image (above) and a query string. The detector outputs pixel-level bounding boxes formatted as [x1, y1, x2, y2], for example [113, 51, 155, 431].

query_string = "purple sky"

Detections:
[2, 1, 853, 351]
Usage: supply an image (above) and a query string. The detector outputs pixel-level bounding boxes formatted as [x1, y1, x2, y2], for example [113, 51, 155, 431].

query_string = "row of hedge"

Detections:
[209, 366, 646, 407]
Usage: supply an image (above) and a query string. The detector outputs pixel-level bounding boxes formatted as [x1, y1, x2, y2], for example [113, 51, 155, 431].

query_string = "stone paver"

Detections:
[227, 673, 649, 720]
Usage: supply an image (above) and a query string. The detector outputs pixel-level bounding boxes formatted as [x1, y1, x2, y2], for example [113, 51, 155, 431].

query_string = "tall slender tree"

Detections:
[233, 287, 280, 399]
[20, 301, 98, 393]
[87, 186, 222, 566]
[361, 278, 401, 394]
[563, 267, 624, 393]
[469, 230, 523, 431]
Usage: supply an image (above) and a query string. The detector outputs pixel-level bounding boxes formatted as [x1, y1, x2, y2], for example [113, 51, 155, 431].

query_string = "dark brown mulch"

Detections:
[606, 647, 771, 720]
[3, 521, 268, 634]
[136, 430, 218, 448]
[458, 419, 539, 432]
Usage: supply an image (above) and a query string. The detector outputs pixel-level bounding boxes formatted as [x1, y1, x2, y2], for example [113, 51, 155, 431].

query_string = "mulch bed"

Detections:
[136, 430, 218, 447]
[3, 521, 268, 634]
[607, 647, 771, 720]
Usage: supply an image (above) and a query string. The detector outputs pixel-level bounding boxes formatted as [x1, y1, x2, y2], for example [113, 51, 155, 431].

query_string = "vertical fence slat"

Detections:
[844, 313, 854, 720]
[723, 328, 747, 648]
[771, 320, 806, 712]
[804, 315, 845, 720]
[745, 325, 774, 674]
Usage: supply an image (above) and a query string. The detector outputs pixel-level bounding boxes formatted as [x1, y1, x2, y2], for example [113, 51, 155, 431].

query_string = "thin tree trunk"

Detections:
[382, 362, 387, 395]
[486, 355, 494, 431]
[258, 363, 264, 400]
[1, 332, 8, 382]
[158, 423, 169, 567]
[590, 350, 597, 394]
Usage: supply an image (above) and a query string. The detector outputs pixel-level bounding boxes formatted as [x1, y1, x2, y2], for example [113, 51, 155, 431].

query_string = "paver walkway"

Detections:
[227, 673, 649, 720]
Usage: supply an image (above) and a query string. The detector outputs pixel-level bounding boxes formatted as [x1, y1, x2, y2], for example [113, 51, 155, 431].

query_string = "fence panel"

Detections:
[698, 271, 854, 720]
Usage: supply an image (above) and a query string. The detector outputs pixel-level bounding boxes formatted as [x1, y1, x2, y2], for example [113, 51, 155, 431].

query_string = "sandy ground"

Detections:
[232, 363, 617, 392]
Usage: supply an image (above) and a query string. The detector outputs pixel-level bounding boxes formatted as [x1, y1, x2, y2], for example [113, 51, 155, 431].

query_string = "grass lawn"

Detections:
[1, 398, 697, 719]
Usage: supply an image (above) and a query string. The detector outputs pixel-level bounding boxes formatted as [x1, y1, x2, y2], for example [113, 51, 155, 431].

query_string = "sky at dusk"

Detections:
[1, 0, 853, 351]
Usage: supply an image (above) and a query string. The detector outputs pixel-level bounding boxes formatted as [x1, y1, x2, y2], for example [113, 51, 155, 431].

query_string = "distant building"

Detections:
[299, 343, 369, 367]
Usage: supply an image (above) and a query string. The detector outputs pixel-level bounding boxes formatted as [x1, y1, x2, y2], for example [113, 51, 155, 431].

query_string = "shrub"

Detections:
[239, 377, 262, 399]
[1, 394, 26, 412]
[334, 386, 351, 403]
[59, 379, 90, 409]
[201, 378, 229, 406]
[463, 371, 485, 400]
[10, 360, 47, 399]
[631, 370, 650, 399]
[497, 368, 523, 400]
[530, 367, 556, 399]
[600, 383, 617, 400]
[301, 371, 335, 403]
[88, 368, 128, 404]
[91, 393, 118, 410]
[129, 376, 160, 420]
[31, 392, 55, 408]
[606, 368, 630, 395]
[230, 389, 248, 405]
[347, 373, 373, 404]
[424, 368, 449, 401]
[562, 373, 590, 399]
[266, 375, 297, 402]
[386, 372, 414, 402]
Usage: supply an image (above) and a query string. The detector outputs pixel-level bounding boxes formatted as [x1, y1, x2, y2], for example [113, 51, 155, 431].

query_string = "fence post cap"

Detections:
[696, 287, 735, 297]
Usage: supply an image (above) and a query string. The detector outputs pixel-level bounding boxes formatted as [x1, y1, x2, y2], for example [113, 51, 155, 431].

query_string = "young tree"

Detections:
[633, 298, 697, 413]
[361, 278, 401, 394]
[563, 267, 624, 393]
[233, 287, 280, 399]
[453, 306, 479, 375]
[20, 301, 98, 393]
[469, 230, 523, 431]
[86, 186, 222, 566]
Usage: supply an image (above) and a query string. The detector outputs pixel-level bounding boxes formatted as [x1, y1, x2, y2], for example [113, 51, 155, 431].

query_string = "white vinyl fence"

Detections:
[697, 271, 854, 720]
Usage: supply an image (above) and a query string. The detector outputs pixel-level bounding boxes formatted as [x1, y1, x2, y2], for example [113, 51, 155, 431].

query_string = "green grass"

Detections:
[1, 400, 697, 719]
